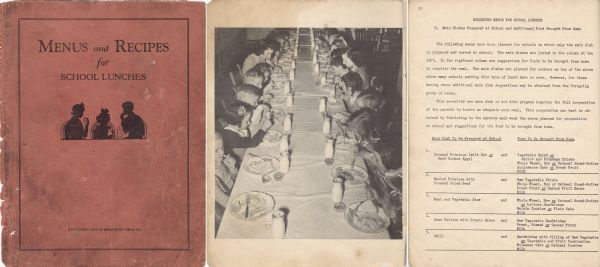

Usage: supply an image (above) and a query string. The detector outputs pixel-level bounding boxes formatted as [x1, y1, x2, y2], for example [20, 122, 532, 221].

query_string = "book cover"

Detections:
[1, 2, 205, 266]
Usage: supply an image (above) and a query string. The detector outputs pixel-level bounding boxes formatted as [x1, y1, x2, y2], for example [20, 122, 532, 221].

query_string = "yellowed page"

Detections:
[409, 0, 600, 266]
[207, 0, 405, 266]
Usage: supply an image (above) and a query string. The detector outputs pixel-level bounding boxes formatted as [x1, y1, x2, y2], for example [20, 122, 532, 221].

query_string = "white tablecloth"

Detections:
[217, 30, 389, 239]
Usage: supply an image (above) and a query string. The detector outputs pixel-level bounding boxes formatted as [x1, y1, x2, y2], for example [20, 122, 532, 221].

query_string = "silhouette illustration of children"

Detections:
[92, 108, 115, 139]
[63, 102, 89, 140]
[120, 101, 146, 139]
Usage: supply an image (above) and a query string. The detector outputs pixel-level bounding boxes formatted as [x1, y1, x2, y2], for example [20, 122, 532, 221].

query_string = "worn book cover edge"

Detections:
[0, 2, 207, 266]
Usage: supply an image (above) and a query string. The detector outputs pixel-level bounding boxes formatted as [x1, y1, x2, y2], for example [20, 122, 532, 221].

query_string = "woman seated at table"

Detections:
[342, 50, 371, 90]
[241, 41, 276, 74]
[220, 101, 273, 156]
[215, 131, 238, 233]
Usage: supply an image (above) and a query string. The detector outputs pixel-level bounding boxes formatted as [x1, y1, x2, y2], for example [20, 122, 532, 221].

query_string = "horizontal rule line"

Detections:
[426, 249, 598, 253]
[426, 192, 598, 195]
[518, 140, 575, 142]
[426, 172, 599, 175]
[426, 212, 598, 216]
[431, 140, 502, 142]
[426, 229, 598, 232]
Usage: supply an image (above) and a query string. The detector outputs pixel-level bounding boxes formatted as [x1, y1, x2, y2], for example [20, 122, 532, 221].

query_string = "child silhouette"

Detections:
[92, 108, 115, 139]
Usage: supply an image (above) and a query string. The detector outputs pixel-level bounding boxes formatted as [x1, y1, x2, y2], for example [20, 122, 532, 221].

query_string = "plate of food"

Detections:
[344, 200, 390, 233]
[228, 191, 275, 220]
[261, 129, 283, 144]
[331, 164, 368, 185]
[244, 155, 279, 175]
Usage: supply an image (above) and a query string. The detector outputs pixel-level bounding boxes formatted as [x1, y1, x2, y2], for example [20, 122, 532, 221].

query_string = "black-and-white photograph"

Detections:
[214, 28, 402, 239]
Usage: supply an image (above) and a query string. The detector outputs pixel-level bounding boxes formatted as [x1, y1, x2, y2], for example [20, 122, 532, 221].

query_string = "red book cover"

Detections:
[0, 2, 205, 266]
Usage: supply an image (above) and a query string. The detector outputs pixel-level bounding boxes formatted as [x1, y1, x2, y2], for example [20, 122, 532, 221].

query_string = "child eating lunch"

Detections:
[215, 131, 238, 232]
[242, 41, 276, 74]
[220, 101, 273, 157]
[242, 68, 265, 89]
[252, 63, 275, 92]
[342, 50, 370, 90]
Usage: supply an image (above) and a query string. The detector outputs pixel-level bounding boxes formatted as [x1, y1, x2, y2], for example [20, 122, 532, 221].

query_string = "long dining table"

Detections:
[217, 28, 390, 239]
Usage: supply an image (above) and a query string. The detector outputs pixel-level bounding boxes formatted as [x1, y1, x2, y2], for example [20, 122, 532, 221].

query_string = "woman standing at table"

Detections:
[215, 131, 238, 233]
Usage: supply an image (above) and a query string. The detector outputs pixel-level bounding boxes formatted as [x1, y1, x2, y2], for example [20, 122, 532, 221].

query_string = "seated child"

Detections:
[241, 41, 275, 74]
[342, 50, 370, 90]
[346, 108, 401, 175]
[340, 71, 364, 112]
[92, 108, 115, 139]
[355, 89, 385, 112]
[235, 84, 262, 107]
[242, 68, 264, 89]
[220, 101, 272, 156]
[214, 131, 238, 233]
[252, 63, 275, 92]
